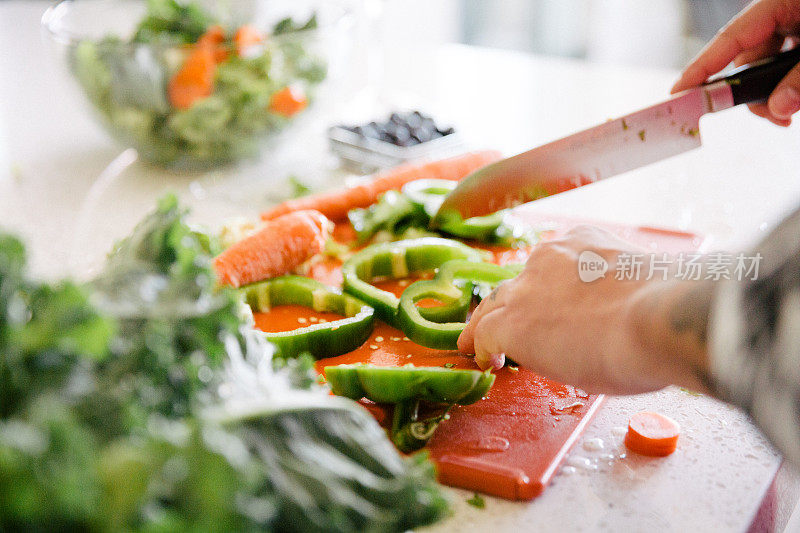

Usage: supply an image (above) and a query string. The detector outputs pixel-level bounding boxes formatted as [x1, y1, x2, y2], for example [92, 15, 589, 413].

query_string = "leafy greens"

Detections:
[0, 195, 449, 532]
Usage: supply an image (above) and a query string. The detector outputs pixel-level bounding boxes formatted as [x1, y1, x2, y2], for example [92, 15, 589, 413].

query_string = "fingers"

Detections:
[471, 308, 510, 370]
[735, 34, 793, 124]
[734, 33, 784, 66]
[457, 281, 508, 355]
[671, 0, 782, 93]
[767, 61, 800, 120]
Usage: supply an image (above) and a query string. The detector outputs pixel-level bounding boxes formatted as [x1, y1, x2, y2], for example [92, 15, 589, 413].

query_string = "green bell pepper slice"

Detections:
[401, 179, 507, 240]
[326, 362, 496, 452]
[341, 237, 486, 325]
[396, 260, 520, 349]
[241, 275, 374, 360]
[348, 190, 425, 243]
[324, 363, 495, 405]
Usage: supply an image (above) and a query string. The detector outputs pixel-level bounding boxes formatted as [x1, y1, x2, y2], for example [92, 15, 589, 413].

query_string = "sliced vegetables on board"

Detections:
[325, 363, 495, 405]
[325, 363, 495, 452]
[214, 209, 330, 288]
[260, 150, 503, 221]
[340, 237, 486, 325]
[241, 275, 374, 360]
[402, 178, 507, 240]
[0, 196, 450, 532]
[624, 411, 680, 456]
[397, 260, 521, 349]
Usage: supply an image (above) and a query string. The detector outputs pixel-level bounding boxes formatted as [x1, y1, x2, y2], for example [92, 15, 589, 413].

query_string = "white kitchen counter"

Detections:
[2, 2, 799, 531]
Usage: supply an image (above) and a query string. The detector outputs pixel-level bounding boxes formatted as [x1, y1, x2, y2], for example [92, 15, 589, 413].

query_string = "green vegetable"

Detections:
[0, 234, 115, 419]
[402, 178, 522, 242]
[90, 194, 240, 423]
[241, 275, 375, 360]
[273, 13, 318, 35]
[288, 175, 312, 198]
[347, 178, 535, 247]
[0, 196, 450, 532]
[341, 237, 486, 325]
[348, 190, 426, 243]
[325, 363, 495, 405]
[326, 363, 495, 453]
[397, 259, 520, 349]
[133, 0, 214, 45]
[466, 493, 486, 509]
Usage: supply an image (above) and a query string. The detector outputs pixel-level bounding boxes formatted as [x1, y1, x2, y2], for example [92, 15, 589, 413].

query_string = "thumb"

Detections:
[768, 63, 800, 121]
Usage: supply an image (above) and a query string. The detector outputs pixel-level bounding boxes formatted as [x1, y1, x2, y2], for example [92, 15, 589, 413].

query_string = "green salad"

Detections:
[70, 0, 327, 169]
[0, 196, 448, 532]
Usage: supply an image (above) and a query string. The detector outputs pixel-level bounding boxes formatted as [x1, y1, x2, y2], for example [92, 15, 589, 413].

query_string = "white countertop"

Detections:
[2, 2, 799, 531]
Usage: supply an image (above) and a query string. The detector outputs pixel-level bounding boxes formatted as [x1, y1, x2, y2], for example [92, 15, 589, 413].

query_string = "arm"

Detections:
[459, 209, 800, 465]
[458, 225, 713, 395]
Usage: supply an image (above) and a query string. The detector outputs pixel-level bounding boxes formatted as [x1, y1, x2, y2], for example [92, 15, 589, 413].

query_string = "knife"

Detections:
[432, 47, 800, 224]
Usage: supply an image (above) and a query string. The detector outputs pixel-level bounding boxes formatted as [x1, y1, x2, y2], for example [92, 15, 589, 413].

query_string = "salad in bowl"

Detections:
[44, 0, 346, 170]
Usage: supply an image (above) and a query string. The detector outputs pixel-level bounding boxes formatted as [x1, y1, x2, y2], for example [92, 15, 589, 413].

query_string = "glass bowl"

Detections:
[42, 0, 352, 171]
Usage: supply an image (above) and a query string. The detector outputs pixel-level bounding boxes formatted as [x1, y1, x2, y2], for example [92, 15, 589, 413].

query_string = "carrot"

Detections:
[168, 43, 216, 110]
[261, 150, 503, 222]
[624, 411, 680, 457]
[234, 24, 263, 56]
[214, 210, 330, 288]
[268, 86, 308, 118]
[198, 24, 229, 63]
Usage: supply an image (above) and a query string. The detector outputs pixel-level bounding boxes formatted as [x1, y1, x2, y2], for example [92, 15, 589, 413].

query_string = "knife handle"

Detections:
[707, 47, 800, 106]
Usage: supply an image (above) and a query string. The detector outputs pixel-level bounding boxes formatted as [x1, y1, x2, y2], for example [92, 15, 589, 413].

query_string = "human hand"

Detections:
[457, 226, 712, 395]
[671, 0, 800, 126]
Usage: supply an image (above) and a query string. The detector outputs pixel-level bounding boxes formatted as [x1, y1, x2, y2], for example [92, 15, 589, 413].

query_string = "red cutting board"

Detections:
[260, 213, 705, 500]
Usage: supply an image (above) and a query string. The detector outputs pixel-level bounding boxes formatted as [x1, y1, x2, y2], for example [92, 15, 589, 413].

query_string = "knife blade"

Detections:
[432, 47, 800, 224]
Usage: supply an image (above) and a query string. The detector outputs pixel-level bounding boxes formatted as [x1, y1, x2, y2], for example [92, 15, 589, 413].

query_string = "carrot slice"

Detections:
[624, 411, 680, 457]
[268, 86, 308, 117]
[260, 150, 503, 222]
[198, 24, 229, 63]
[168, 44, 216, 110]
[214, 210, 330, 288]
[234, 24, 263, 56]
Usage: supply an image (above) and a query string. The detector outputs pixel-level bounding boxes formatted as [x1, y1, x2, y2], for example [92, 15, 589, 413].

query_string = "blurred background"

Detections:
[375, 0, 746, 68]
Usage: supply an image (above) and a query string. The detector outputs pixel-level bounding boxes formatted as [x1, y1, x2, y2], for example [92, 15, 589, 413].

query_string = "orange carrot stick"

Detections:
[198, 24, 229, 63]
[260, 150, 502, 221]
[214, 210, 330, 288]
[168, 43, 216, 110]
[624, 411, 680, 457]
[234, 24, 263, 56]
[268, 86, 308, 117]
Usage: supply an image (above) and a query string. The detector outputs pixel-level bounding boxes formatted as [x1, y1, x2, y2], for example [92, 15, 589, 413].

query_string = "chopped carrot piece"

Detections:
[197, 24, 229, 62]
[234, 24, 263, 56]
[168, 44, 216, 110]
[268, 86, 308, 117]
[624, 411, 680, 457]
[213, 210, 330, 288]
[260, 150, 503, 221]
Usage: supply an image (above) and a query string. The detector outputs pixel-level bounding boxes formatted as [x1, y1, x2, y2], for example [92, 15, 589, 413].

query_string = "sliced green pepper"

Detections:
[326, 363, 495, 452]
[401, 179, 507, 240]
[325, 363, 495, 405]
[241, 275, 374, 360]
[396, 260, 520, 349]
[341, 237, 486, 325]
[348, 190, 424, 243]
